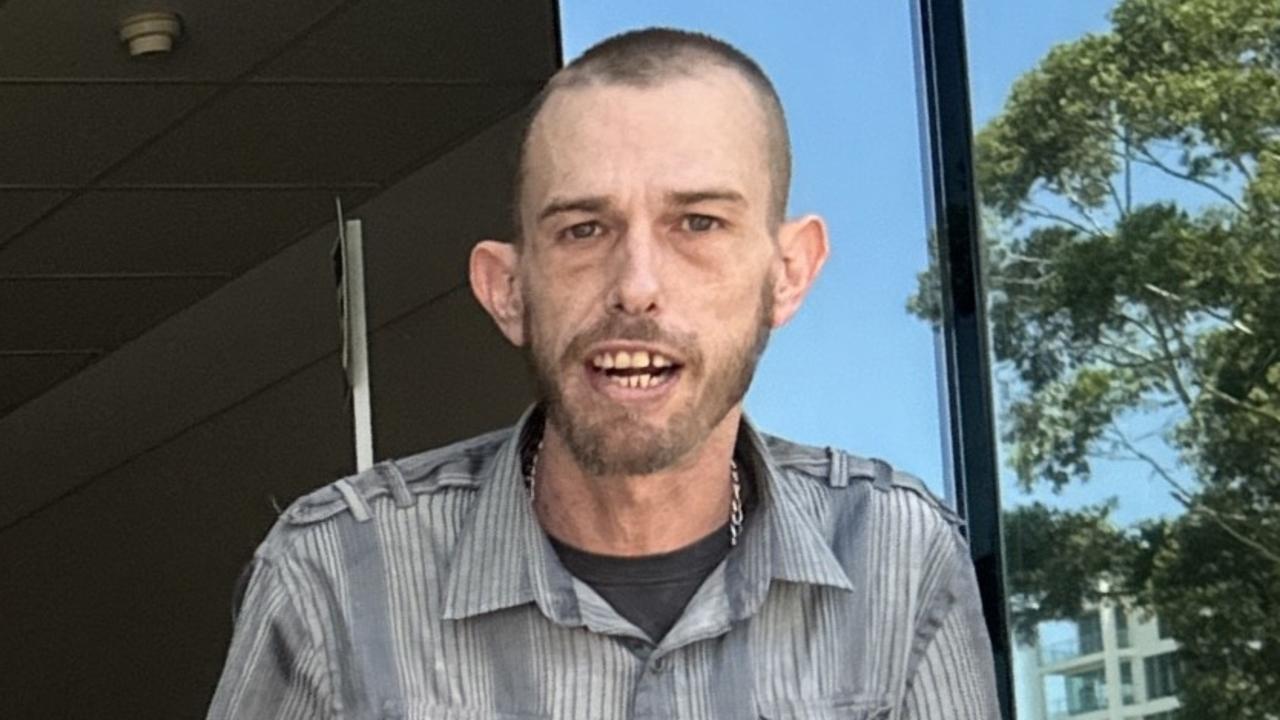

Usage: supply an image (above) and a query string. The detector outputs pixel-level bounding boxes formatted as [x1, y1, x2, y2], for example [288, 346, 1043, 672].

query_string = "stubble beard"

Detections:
[523, 280, 774, 478]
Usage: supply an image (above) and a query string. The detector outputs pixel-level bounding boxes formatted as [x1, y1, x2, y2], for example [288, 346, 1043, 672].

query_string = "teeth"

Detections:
[592, 350, 675, 369]
[608, 373, 660, 389]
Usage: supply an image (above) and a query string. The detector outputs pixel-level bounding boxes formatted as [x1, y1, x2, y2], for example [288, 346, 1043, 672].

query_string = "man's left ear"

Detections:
[770, 214, 830, 328]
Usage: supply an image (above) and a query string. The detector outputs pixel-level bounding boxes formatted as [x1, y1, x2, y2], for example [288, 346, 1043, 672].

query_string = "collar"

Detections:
[441, 404, 853, 625]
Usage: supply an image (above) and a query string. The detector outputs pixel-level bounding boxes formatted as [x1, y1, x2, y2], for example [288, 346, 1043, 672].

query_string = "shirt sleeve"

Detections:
[899, 533, 1002, 720]
[206, 556, 333, 720]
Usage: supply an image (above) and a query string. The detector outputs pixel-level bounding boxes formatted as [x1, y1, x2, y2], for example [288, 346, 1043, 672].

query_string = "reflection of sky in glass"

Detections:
[966, 2, 1200, 716]
[560, 1, 942, 489]
[560, 0, 1186, 523]
[560, 2, 1204, 717]
[967, 0, 1190, 526]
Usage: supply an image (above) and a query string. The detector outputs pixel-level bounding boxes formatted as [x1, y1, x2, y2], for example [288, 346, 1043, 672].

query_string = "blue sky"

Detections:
[558, 1, 1182, 525]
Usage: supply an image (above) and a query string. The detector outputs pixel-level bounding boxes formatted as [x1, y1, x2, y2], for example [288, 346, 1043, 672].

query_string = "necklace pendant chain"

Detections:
[526, 439, 545, 503]
[729, 459, 743, 547]
[525, 442, 745, 547]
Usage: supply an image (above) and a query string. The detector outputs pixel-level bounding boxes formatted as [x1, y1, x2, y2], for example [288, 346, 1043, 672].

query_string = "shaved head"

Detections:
[513, 28, 792, 239]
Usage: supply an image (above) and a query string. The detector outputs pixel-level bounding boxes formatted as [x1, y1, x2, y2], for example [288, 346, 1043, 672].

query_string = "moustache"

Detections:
[560, 316, 700, 368]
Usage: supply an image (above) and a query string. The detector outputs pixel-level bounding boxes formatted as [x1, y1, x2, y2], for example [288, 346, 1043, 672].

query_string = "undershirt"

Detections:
[547, 458, 758, 644]
[549, 521, 732, 643]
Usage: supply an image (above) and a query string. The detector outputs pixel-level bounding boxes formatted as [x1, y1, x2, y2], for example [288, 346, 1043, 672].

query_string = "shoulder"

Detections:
[762, 431, 965, 531]
[256, 425, 514, 556]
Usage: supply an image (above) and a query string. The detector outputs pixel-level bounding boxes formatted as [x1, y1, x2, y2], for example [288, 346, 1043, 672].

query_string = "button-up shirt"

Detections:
[208, 406, 999, 719]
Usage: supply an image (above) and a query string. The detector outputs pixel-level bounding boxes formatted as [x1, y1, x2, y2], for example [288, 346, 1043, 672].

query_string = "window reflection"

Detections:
[949, 0, 1280, 717]
[560, 3, 944, 491]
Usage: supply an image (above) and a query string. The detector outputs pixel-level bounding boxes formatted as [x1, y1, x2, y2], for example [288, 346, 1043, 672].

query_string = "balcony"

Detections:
[1039, 634, 1104, 665]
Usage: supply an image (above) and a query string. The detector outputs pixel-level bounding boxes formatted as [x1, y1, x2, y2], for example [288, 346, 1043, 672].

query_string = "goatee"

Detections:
[522, 279, 774, 477]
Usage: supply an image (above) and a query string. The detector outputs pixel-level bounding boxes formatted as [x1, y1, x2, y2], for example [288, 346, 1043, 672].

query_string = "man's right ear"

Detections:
[469, 240, 527, 347]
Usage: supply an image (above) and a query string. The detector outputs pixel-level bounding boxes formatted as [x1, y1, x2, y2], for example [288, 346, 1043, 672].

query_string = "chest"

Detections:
[336, 584, 909, 720]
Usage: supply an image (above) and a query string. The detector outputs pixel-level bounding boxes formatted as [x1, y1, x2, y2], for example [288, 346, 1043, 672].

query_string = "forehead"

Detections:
[522, 68, 772, 212]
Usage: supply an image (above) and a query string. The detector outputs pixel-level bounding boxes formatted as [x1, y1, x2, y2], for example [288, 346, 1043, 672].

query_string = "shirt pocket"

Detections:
[757, 693, 893, 720]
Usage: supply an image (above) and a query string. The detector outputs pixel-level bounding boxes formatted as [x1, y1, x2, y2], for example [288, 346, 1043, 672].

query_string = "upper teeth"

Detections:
[591, 350, 674, 370]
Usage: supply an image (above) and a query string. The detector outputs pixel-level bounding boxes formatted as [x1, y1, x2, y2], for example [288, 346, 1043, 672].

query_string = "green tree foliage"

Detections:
[912, 0, 1280, 715]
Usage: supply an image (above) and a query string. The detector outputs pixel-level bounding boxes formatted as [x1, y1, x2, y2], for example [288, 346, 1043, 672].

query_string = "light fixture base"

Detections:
[118, 12, 182, 57]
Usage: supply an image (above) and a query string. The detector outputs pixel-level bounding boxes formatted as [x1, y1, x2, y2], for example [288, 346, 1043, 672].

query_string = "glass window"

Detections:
[1144, 652, 1181, 701]
[1045, 666, 1108, 716]
[1078, 612, 1103, 656]
[560, 2, 946, 494]
[1121, 659, 1136, 705]
[959, 0, 1279, 717]
[1114, 606, 1131, 649]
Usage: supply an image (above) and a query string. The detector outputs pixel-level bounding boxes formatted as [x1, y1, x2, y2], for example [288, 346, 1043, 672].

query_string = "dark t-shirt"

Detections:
[547, 455, 759, 644]
[549, 522, 732, 643]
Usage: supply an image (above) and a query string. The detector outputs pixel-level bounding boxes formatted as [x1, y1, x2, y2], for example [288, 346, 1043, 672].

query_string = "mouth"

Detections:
[583, 346, 685, 401]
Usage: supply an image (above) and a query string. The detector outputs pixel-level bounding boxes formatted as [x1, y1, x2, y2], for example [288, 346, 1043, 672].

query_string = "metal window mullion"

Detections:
[911, 0, 1017, 717]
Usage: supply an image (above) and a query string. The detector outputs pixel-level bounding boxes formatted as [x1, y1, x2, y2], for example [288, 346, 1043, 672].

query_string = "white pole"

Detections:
[344, 219, 374, 471]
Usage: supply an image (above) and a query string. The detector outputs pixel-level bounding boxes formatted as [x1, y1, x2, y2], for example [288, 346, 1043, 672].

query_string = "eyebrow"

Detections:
[537, 196, 611, 224]
[666, 189, 747, 207]
[535, 188, 748, 224]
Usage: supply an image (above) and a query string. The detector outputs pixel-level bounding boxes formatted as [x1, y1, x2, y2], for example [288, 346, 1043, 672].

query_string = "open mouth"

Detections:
[586, 349, 684, 392]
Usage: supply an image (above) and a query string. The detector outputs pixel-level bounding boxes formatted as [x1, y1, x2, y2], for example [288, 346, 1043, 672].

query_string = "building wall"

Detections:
[1025, 604, 1181, 720]
[0, 112, 534, 718]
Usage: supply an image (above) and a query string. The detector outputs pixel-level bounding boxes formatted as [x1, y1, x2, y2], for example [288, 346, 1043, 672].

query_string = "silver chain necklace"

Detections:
[525, 439, 745, 547]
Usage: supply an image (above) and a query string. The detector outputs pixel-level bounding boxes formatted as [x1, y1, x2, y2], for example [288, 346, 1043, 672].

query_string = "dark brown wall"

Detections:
[0, 111, 535, 719]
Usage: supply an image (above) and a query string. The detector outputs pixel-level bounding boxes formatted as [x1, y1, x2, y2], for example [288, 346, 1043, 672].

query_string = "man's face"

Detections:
[518, 67, 781, 476]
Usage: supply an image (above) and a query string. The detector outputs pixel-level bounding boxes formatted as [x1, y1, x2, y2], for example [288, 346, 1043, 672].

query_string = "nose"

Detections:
[609, 225, 661, 316]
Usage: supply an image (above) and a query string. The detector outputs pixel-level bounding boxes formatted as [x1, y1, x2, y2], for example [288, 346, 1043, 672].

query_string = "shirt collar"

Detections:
[720, 416, 855, 622]
[441, 404, 853, 624]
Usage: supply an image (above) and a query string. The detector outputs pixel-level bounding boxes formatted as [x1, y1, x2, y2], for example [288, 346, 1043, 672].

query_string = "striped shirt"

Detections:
[207, 405, 999, 719]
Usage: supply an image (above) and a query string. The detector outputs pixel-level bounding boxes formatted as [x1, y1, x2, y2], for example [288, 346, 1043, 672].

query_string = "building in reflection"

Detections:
[1018, 603, 1182, 720]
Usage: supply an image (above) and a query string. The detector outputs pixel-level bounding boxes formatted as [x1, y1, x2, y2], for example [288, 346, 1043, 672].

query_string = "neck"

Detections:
[532, 407, 743, 556]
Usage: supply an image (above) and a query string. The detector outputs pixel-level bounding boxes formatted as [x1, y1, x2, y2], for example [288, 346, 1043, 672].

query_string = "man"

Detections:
[208, 28, 999, 719]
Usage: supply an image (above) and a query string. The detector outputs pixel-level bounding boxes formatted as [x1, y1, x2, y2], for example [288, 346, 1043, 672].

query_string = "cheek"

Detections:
[527, 284, 597, 358]
[697, 270, 770, 325]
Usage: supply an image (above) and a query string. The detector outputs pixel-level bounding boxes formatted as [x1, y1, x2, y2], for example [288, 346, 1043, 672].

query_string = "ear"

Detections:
[469, 239, 527, 346]
[770, 214, 830, 329]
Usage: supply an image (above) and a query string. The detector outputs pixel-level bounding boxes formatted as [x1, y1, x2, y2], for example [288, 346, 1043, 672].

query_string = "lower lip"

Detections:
[583, 364, 683, 404]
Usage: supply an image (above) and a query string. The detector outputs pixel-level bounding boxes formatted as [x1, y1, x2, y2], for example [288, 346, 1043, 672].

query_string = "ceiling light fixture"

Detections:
[118, 11, 183, 57]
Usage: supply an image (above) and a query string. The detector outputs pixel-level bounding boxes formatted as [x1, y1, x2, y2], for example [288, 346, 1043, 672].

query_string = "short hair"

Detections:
[513, 27, 792, 240]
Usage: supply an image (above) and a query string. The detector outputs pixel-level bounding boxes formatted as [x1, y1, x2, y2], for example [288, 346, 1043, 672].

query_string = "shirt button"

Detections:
[651, 656, 668, 673]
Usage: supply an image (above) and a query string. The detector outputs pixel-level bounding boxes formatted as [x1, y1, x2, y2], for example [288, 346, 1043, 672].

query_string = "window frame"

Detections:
[911, 0, 1016, 716]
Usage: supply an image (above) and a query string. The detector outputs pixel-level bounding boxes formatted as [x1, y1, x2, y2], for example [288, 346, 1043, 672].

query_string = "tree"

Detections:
[911, 0, 1280, 716]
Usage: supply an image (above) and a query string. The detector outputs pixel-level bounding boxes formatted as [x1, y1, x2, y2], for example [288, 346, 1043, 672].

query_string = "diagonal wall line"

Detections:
[0, 0, 369, 256]
[0, 280, 469, 537]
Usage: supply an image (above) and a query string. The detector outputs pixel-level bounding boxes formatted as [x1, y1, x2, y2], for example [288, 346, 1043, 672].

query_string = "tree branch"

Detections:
[1231, 157, 1255, 184]
[1105, 177, 1127, 221]
[1106, 429, 1280, 565]
[1144, 283, 1255, 335]
[1095, 339, 1160, 366]
[1005, 251, 1054, 266]
[1117, 310, 1163, 344]
[1201, 385, 1280, 428]
[1021, 203, 1107, 238]
[1128, 145, 1248, 214]
[1148, 310, 1196, 411]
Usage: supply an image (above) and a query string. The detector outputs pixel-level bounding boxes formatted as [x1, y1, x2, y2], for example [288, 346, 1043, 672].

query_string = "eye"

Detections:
[681, 214, 722, 233]
[561, 221, 604, 241]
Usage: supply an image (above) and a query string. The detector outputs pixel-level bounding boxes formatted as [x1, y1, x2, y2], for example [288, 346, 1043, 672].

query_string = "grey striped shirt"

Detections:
[208, 406, 999, 719]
